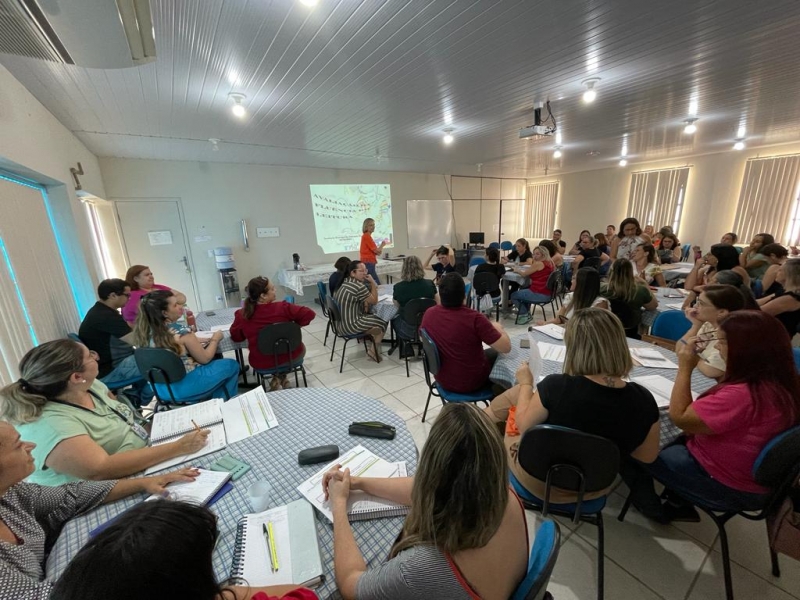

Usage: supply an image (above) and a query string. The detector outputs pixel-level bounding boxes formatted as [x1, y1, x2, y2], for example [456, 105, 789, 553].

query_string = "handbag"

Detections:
[478, 292, 494, 313]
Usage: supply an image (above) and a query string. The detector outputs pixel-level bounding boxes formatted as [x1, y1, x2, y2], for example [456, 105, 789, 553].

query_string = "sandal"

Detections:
[366, 340, 383, 363]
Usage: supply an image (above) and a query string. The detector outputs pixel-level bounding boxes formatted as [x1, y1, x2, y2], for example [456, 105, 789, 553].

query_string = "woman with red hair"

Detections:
[624, 311, 800, 522]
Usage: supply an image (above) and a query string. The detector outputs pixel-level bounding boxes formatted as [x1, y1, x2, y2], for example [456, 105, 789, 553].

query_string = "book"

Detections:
[144, 389, 279, 474]
[145, 468, 232, 505]
[230, 499, 324, 588]
[297, 445, 409, 523]
[631, 374, 699, 408]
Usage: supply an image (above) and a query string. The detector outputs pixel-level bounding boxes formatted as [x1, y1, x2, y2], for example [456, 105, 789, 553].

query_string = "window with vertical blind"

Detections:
[0, 175, 80, 384]
[524, 181, 559, 239]
[627, 167, 690, 234]
[731, 155, 800, 245]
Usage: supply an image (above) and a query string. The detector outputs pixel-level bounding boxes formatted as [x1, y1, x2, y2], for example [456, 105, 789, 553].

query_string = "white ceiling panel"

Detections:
[1, 0, 799, 177]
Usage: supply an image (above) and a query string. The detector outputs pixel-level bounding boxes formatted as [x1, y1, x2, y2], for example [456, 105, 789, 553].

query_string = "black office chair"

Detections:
[395, 298, 437, 377]
[516, 425, 620, 600]
[316, 281, 332, 346]
[325, 295, 380, 373]
[472, 272, 502, 321]
[618, 426, 800, 600]
[255, 322, 308, 389]
[522, 270, 562, 323]
[134, 347, 231, 411]
[581, 256, 602, 271]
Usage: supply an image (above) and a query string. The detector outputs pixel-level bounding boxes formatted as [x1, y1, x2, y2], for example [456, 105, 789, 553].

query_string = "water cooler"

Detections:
[214, 246, 241, 308]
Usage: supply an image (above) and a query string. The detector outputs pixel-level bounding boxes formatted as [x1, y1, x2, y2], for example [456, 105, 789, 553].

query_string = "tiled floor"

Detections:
[232, 302, 800, 600]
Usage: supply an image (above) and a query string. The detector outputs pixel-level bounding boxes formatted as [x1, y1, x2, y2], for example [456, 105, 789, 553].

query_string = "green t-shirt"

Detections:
[600, 283, 653, 310]
[17, 379, 148, 486]
[392, 278, 437, 309]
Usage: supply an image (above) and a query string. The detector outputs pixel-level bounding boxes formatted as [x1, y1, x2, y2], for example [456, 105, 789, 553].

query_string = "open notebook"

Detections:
[145, 388, 279, 474]
[230, 499, 323, 588]
[145, 468, 232, 504]
[297, 445, 409, 523]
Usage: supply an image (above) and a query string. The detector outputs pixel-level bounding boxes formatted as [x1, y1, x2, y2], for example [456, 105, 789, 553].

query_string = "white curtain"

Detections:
[732, 155, 800, 245]
[0, 176, 80, 384]
[627, 167, 690, 235]
[524, 182, 559, 239]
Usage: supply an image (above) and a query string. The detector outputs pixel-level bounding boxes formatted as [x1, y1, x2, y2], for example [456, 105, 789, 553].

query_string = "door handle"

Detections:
[181, 256, 191, 273]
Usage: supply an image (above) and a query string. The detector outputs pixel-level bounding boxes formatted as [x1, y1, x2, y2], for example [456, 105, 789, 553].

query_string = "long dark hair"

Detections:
[700, 311, 800, 423]
[710, 243, 740, 272]
[566, 268, 601, 315]
[51, 501, 228, 600]
[619, 217, 642, 237]
[242, 276, 270, 320]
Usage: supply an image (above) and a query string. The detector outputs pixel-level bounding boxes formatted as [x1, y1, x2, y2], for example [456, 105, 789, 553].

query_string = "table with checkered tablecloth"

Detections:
[641, 287, 690, 329]
[46, 388, 418, 600]
[278, 259, 403, 295]
[489, 330, 715, 448]
[196, 307, 243, 354]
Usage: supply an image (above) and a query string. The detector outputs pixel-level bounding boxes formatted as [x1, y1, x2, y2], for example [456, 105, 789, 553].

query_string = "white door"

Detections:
[500, 200, 525, 245]
[114, 200, 198, 307]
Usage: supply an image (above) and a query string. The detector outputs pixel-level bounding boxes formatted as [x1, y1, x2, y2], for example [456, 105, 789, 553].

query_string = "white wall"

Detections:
[98, 158, 452, 309]
[0, 63, 107, 315]
[529, 141, 800, 251]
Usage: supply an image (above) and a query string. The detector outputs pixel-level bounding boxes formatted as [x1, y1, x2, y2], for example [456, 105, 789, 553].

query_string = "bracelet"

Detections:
[679, 338, 688, 344]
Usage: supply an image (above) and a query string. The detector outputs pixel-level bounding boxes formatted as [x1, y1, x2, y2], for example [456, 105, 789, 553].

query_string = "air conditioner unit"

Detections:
[0, 0, 156, 68]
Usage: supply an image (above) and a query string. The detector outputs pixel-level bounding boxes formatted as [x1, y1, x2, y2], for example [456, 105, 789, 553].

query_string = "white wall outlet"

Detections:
[215, 295, 223, 304]
[207, 249, 215, 258]
[257, 227, 280, 238]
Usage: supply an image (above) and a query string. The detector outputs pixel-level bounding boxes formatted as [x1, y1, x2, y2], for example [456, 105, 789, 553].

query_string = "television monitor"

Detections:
[469, 232, 485, 245]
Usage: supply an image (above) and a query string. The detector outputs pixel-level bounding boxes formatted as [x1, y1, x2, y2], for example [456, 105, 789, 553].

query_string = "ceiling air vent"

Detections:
[0, 0, 156, 68]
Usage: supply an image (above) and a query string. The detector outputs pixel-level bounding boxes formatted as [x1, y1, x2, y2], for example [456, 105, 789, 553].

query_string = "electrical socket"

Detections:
[215, 295, 223, 303]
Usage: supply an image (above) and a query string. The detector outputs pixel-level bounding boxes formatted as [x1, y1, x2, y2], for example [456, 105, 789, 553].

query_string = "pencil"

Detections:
[191, 419, 201, 433]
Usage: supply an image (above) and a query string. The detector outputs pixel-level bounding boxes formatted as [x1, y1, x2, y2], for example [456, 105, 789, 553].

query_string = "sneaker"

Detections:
[515, 314, 533, 326]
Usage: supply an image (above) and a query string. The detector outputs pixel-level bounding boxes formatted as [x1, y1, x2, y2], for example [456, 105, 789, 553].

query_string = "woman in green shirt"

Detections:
[601, 258, 658, 338]
[392, 256, 439, 348]
[0, 339, 209, 486]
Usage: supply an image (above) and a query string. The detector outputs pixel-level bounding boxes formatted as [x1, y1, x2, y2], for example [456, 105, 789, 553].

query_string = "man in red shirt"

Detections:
[420, 273, 511, 393]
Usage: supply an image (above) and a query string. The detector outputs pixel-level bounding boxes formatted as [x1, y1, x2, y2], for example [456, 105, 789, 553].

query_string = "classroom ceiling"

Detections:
[2, 0, 800, 179]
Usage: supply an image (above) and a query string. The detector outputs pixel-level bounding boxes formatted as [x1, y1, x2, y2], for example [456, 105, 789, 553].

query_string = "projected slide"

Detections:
[310, 184, 393, 254]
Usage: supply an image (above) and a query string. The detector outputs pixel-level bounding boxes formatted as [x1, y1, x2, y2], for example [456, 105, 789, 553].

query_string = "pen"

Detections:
[191, 419, 201, 433]
[264, 522, 279, 572]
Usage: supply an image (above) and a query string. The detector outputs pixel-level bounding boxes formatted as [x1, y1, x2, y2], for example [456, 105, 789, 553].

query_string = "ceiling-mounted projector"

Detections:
[519, 101, 557, 139]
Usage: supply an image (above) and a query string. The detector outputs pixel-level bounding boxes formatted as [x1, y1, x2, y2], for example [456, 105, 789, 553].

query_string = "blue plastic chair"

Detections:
[488, 241, 501, 250]
[418, 328, 495, 422]
[680, 243, 692, 262]
[316, 281, 332, 346]
[793, 348, 800, 373]
[469, 256, 486, 267]
[752, 279, 764, 299]
[650, 311, 692, 341]
[67, 332, 82, 343]
[511, 520, 561, 600]
[464, 282, 472, 309]
[501, 240, 514, 257]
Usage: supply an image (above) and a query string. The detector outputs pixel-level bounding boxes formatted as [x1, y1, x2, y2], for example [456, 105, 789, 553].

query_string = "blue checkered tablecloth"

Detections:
[490, 330, 715, 448]
[372, 284, 398, 322]
[641, 287, 689, 328]
[45, 389, 417, 599]
[195, 307, 244, 354]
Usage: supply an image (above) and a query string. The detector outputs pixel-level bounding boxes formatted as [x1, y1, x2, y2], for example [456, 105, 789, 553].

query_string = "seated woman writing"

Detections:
[0, 419, 197, 599]
[0, 340, 208, 486]
[133, 290, 240, 402]
[484, 308, 660, 505]
[52, 500, 317, 600]
[623, 311, 800, 523]
[231, 276, 316, 391]
[536, 267, 608, 326]
[332, 261, 388, 363]
[323, 403, 528, 600]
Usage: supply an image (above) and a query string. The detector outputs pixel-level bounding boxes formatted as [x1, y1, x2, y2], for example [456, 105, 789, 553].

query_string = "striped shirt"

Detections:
[333, 278, 386, 335]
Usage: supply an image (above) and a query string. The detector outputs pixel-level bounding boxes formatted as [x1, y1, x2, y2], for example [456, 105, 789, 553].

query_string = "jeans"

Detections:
[154, 358, 240, 404]
[364, 261, 381, 285]
[621, 440, 769, 518]
[100, 355, 151, 406]
[510, 288, 552, 315]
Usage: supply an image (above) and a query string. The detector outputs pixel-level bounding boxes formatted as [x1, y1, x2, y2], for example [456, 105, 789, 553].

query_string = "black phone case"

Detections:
[297, 444, 340, 465]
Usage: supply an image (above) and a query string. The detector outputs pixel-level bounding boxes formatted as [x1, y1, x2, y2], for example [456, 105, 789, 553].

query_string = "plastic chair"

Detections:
[464, 282, 472, 309]
[469, 256, 486, 267]
[511, 520, 561, 600]
[680, 243, 692, 262]
[397, 298, 437, 376]
[134, 347, 231, 411]
[316, 281, 332, 346]
[793, 348, 800, 373]
[520, 270, 561, 323]
[255, 322, 307, 389]
[619, 425, 800, 600]
[752, 279, 764, 299]
[650, 310, 692, 341]
[67, 332, 82, 343]
[488, 241, 501, 250]
[516, 425, 620, 600]
[501, 241, 514, 257]
[472, 272, 502, 321]
[418, 328, 495, 422]
[325, 295, 379, 373]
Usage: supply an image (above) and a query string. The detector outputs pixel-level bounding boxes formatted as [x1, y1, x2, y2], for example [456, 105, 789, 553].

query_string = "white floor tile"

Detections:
[349, 356, 400, 376]
[375, 394, 417, 422]
[368, 366, 423, 394]
[392, 381, 436, 415]
[313, 364, 365, 387]
[332, 377, 389, 399]
[688, 550, 799, 600]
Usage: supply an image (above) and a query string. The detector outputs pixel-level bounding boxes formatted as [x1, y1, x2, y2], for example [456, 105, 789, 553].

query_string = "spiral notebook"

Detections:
[297, 445, 409, 523]
[230, 499, 323, 588]
[145, 468, 232, 505]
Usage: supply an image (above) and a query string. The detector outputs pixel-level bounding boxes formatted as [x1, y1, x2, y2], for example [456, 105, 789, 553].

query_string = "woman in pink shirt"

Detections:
[122, 264, 187, 325]
[625, 311, 800, 523]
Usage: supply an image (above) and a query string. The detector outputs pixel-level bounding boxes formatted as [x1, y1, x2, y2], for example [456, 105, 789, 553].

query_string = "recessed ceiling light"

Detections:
[228, 93, 247, 118]
[619, 159, 628, 167]
[553, 147, 562, 159]
[442, 129, 454, 145]
[733, 139, 746, 151]
[299, 0, 318, 6]
[683, 118, 698, 134]
[582, 78, 601, 103]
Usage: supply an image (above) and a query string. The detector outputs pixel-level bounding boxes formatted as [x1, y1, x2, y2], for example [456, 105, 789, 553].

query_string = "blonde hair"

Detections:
[400, 256, 425, 281]
[131, 290, 182, 354]
[390, 404, 508, 557]
[535, 245, 555, 270]
[606, 258, 640, 302]
[0, 340, 85, 424]
[563, 308, 632, 377]
[362, 218, 375, 233]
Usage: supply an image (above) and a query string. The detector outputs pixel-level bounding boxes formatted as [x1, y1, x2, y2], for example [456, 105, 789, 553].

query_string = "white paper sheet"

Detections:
[538, 342, 567, 363]
[530, 323, 565, 340]
[241, 505, 294, 586]
[146, 468, 230, 504]
[208, 324, 231, 332]
[144, 424, 227, 474]
[149, 398, 224, 440]
[632, 374, 698, 407]
[629, 347, 679, 369]
[221, 387, 279, 443]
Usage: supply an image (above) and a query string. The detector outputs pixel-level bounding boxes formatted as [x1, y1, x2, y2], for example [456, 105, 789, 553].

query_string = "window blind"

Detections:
[524, 182, 559, 239]
[627, 167, 690, 235]
[732, 155, 800, 245]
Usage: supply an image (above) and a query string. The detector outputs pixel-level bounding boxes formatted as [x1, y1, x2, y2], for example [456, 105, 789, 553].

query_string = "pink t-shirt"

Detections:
[121, 283, 171, 323]
[687, 383, 794, 493]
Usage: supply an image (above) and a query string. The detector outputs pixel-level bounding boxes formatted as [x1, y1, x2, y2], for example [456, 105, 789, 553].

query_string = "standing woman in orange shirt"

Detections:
[360, 218, 386, 284]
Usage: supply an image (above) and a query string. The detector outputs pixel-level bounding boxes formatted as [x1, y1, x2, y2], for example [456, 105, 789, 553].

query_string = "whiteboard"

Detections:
[407, 200, 453, 248]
